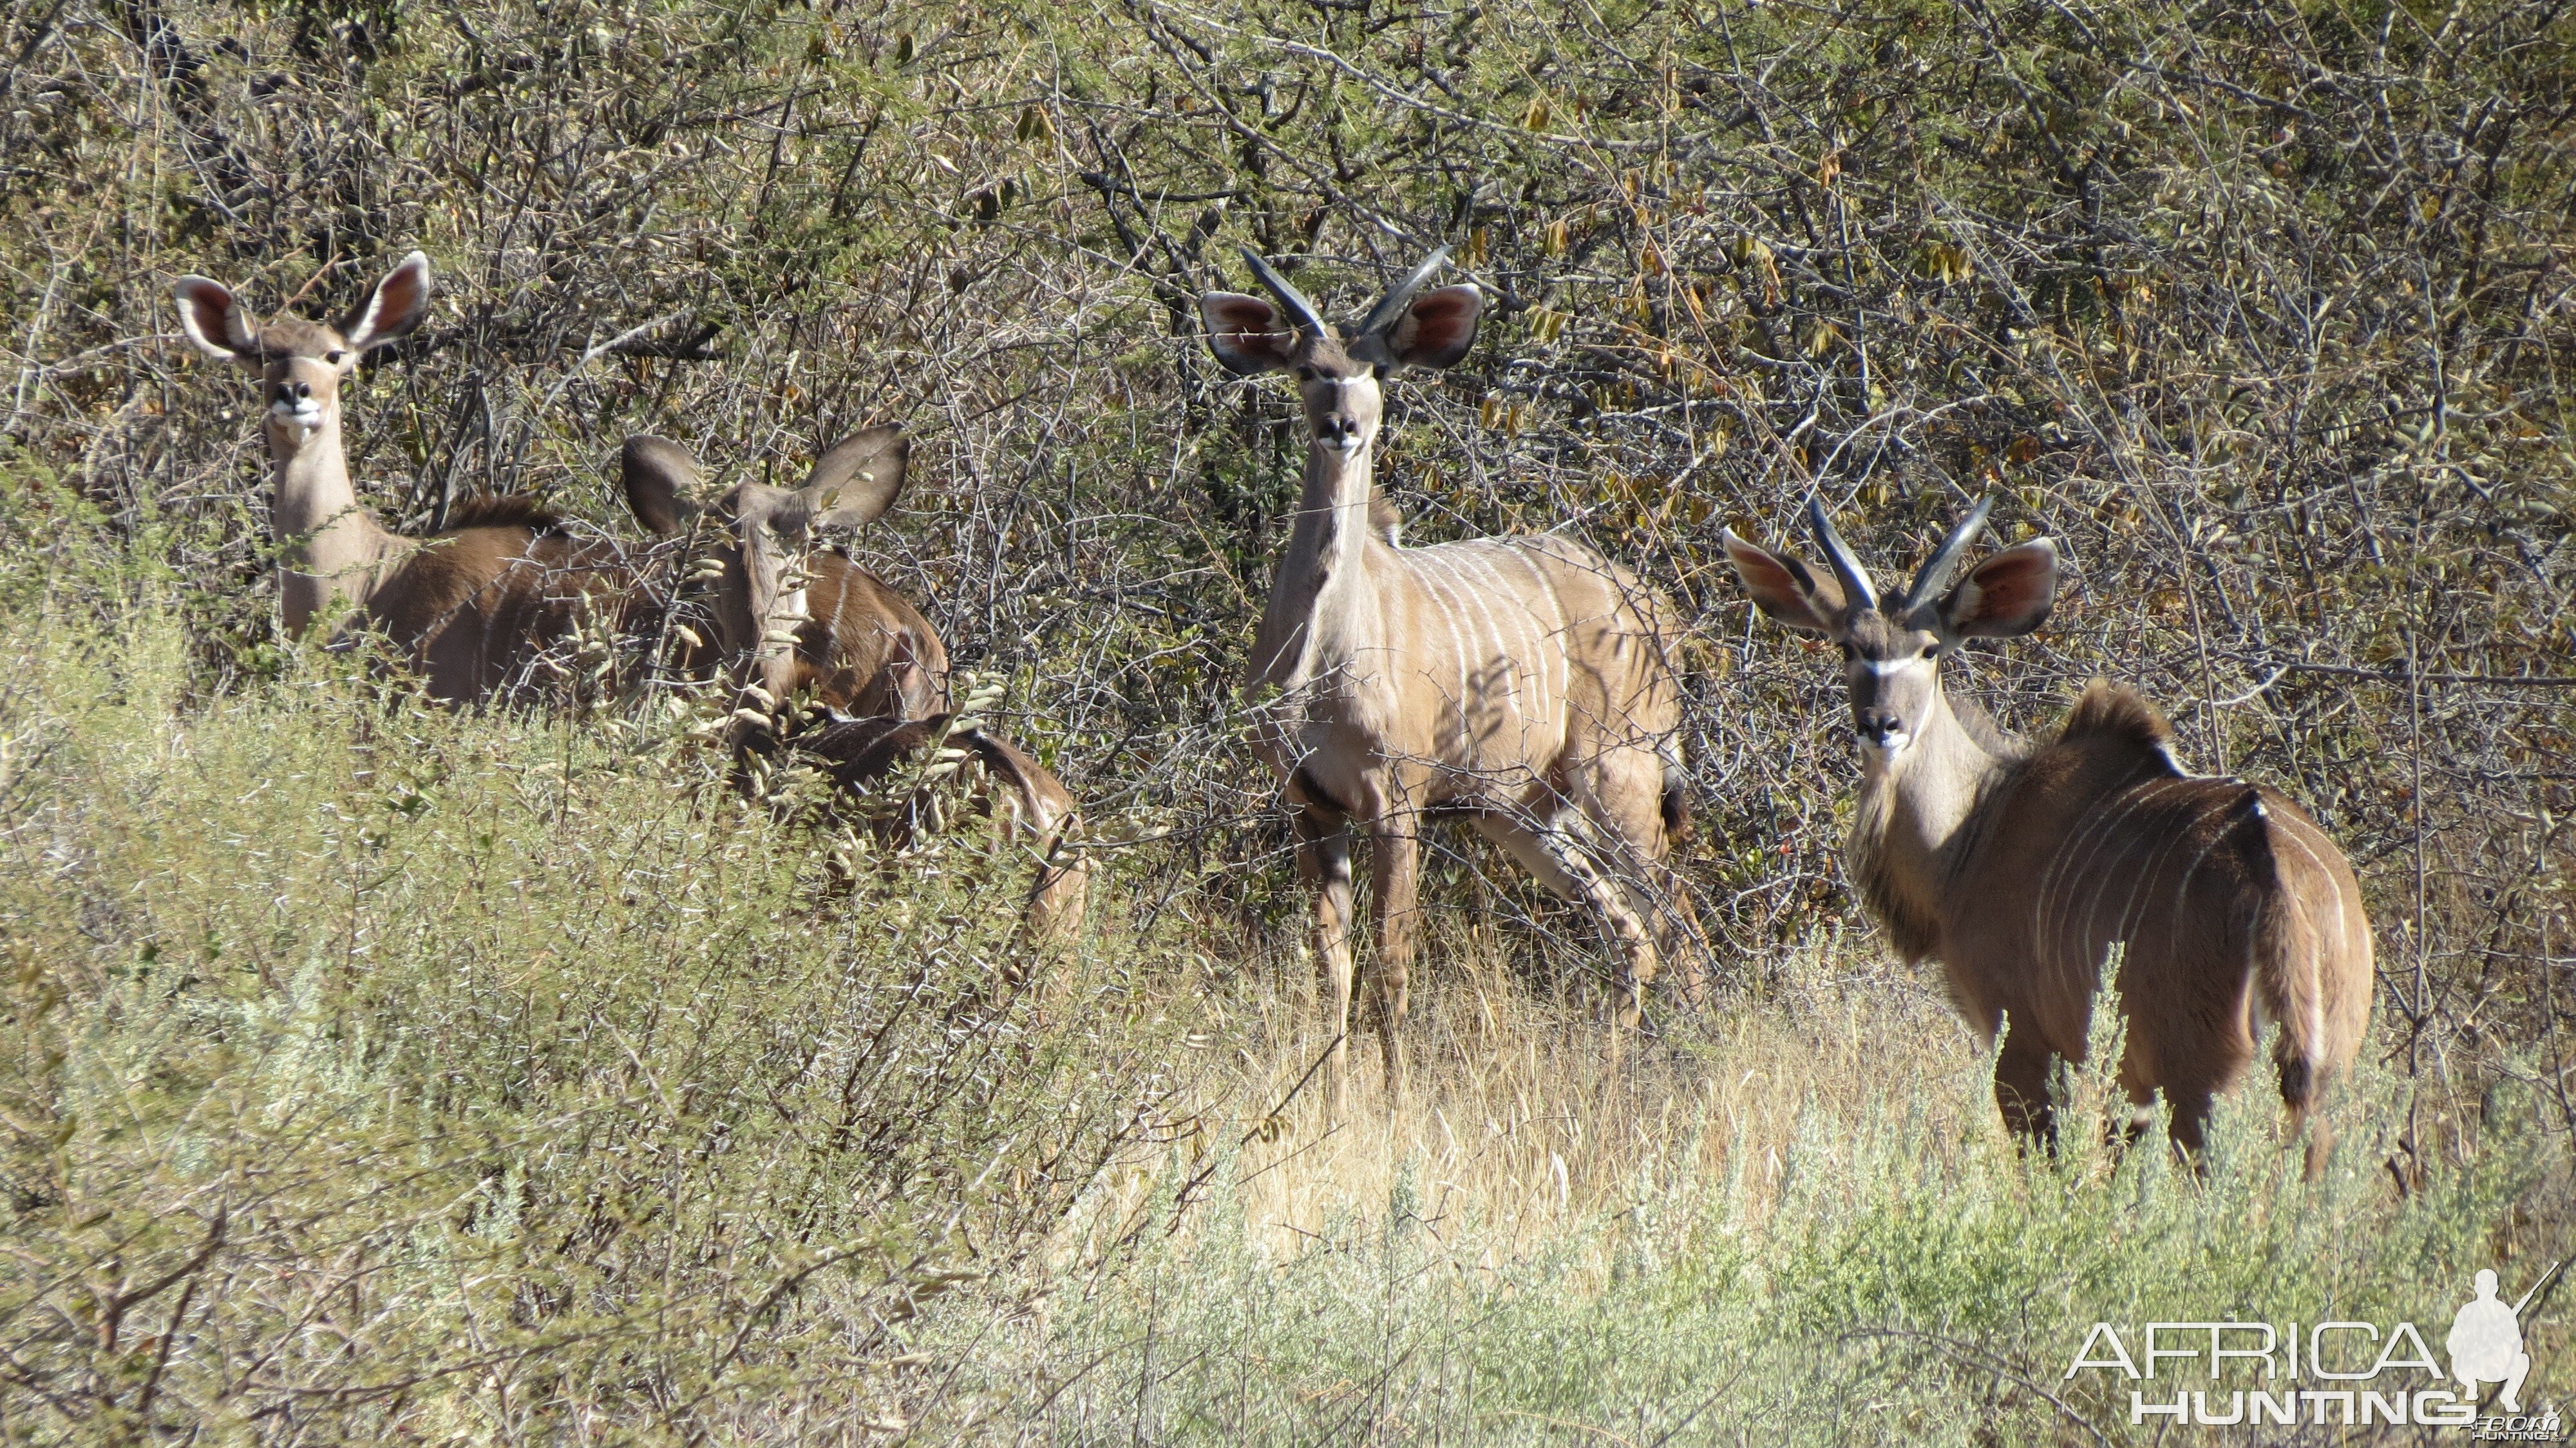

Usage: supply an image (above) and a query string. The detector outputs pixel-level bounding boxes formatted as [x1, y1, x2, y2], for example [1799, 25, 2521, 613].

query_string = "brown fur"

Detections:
[1204, 270, 1705, 1100]
[1944, 680, 2371, 1171]
[1725, 515, 2374, 1176]
[440, 494, 567, 534]
[783, 553, 949, 719]
[781, 714, 1088, 950]
[359, 520, 663, 705]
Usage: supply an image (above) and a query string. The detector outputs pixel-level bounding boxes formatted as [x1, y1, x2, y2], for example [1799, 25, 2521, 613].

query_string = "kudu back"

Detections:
[620, 431, 947, 724]
[1200, 247, 1703, 1100]
[176, 253, 659, 704]
[762, 710, 1090, 951]
[1723, 499, 2372, 1172]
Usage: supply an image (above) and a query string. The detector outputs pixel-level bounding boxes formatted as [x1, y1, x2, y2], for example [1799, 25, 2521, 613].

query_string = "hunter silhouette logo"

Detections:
[2063, 1261, 2564, 1432]
[2450, 1269, 2537, 1412]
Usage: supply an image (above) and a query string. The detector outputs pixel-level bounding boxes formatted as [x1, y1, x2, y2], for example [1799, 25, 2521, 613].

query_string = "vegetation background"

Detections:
[2, 0, 2572, 1438]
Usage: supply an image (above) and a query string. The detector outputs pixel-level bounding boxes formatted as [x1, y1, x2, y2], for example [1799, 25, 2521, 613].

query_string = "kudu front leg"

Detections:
[1294, 810, 1359, 1110]
[1369, 814, 1421, 1103]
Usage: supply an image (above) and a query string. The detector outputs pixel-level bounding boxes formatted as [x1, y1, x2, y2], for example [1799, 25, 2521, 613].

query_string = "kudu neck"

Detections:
[1864, 685, 2010, 834]
[1291, 435, 1379, 576]
[264, 407, 400, 634]
[1850, 683, 2014, 957]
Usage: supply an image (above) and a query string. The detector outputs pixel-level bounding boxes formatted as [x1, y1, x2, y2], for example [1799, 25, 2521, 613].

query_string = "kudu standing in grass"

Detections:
[1723, 499, 2372, 1172]
[1202, 248, 1702, 1099]
[178, 254, 654, 703]
[619, 430, 947, 723]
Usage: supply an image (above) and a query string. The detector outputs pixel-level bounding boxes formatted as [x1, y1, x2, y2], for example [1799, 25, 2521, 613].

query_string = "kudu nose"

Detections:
[1856, 706, 1906, 745]
[1318, 414, 1361, 448]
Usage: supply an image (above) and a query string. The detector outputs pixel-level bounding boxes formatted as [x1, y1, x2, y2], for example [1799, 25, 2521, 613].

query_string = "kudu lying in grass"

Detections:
[627, 433, 1084, 944]
[177, 254, 655, 704]
[619, 431, 947, 725]
[1723, 499, 2373, 1173]
[1200, 247, 1704, 1100]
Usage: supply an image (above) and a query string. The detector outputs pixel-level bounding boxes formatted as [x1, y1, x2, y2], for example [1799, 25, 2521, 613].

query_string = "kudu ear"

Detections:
[1378, 285, 1482, 370]
[620, 435, 705, 537]
[797, 426, 909, 530]
[173, 276, 259, 363]
[337, 251, 433, 353]
[1721, 529, 1846, 635]
[1200, 292, 1298, 374]
[1932, 539, 2060, 638]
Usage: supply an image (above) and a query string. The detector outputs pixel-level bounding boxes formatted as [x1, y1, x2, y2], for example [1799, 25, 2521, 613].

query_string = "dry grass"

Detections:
[5, 0, 2576, 1436]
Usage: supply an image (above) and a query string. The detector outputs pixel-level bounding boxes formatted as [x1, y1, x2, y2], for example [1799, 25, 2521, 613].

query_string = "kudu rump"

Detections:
[177, 254, 646, 703]
[1724, 500, 2372, 1170]
[1202, 249, 1702, 1096]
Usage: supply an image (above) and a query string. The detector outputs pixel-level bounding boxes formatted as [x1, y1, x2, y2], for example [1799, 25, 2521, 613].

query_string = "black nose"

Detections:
[1856, 706, 1904, 743]
[1318, 415, 1359, 445]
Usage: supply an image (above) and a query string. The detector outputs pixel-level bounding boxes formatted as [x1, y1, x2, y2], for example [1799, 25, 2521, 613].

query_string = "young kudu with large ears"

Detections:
[620, 429, 947, 723]
[176, 254, 644, 703]
[1723, 499, 2372, 1172]
[1202, 248, 1703, 1100]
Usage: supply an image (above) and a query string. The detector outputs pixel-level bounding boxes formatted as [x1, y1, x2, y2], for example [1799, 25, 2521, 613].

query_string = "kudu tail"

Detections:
[1659, 757, 1692, 843]
[2244, 802, 2352, 1174]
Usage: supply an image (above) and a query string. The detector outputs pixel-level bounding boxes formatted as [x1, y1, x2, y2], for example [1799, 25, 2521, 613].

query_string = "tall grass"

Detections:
[2, 516, 2561, 1442]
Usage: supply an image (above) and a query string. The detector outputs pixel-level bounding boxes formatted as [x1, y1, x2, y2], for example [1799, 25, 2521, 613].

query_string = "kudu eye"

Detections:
[325, 350, 345, 364]
[1294, 365, 1316, 382]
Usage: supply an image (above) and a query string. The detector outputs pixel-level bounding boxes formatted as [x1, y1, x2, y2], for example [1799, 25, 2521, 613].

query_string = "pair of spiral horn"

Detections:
[1806, 493, 1994, 616]
[1239, 245, 1450, 348]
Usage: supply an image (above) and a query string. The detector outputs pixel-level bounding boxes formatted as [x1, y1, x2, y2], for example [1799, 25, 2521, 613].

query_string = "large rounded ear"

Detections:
[173, 276, 259, 363]
[797, 426, 909, 529]
[337, 251, 433, 352]
[1931, 539, 2060, 638]
[1200, 292, 1298, 375]
[1379, 284, 1481, 370]
[1721, 528, 1848, 635]
[620, 435, 704, 537]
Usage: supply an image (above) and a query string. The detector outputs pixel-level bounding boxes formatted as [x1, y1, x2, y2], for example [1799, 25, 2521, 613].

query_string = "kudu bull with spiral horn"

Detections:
[1723, 499, 2372, 1173]
[1201, 247, 1704, 1100]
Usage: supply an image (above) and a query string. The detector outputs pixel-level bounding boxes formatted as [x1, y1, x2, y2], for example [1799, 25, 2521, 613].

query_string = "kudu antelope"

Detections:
[1201, 247, 1701, 1096]
[629, 432, 1082, 941]
[176, 253, 645, 703]
[619, 431, 947, 723]
[1723, 499, 2372, 1172]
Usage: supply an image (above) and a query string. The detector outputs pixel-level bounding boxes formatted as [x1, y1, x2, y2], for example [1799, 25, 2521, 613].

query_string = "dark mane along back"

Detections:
[2057, 678, 2177, 757]
[440, 494, 567, 535]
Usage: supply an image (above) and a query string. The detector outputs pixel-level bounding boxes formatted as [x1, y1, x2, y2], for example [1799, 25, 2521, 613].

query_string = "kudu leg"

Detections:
[1580, 748, 1709, 1008]
[1992, 1035, 2060, 1150]
[1368, 815, 1421, 1103]
[1478, 815, 1658, 1034]
[1295, 810, 1360, 1109]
